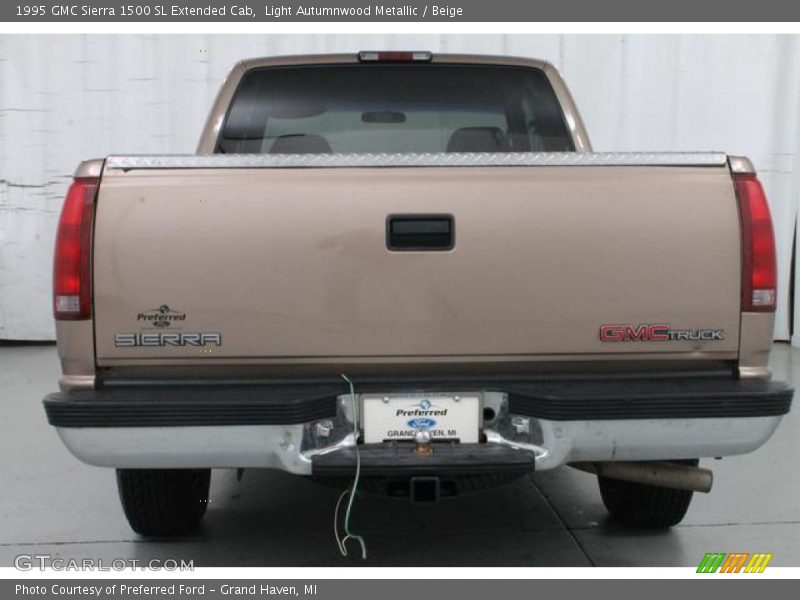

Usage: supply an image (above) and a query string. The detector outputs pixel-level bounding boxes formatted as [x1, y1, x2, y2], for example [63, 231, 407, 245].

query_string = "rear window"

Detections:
[217, 64, 574, 155]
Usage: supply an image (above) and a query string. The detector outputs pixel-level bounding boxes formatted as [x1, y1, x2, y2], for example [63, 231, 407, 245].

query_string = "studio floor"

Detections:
[1, 343, 798, 567]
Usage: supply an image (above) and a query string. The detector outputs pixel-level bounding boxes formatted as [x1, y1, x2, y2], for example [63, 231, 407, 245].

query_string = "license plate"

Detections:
[361, 393, 481, 443]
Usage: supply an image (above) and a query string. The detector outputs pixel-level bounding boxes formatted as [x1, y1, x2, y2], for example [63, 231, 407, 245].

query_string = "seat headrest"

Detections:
[269, 134, 332, 154]
[446, 127, 509, 153]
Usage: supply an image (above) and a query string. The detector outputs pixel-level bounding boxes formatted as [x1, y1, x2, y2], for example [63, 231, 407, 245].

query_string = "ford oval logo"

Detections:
[407, 418, 436, 429]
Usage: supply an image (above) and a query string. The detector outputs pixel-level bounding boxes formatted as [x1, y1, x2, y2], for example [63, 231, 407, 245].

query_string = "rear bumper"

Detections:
[312, 443, 536, 478]
[43, 375, 792, 474]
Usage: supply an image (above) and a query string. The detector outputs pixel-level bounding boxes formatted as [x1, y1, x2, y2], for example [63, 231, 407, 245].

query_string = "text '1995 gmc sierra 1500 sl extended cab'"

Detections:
[43, 52, 793, 537]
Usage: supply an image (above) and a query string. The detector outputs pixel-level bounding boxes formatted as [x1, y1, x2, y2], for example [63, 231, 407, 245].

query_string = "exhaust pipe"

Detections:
[570, 461, 713, 493]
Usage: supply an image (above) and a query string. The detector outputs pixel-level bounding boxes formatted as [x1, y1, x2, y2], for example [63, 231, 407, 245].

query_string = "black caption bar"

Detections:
[5, 580, 798, 599]
[3, 0, 800, 21]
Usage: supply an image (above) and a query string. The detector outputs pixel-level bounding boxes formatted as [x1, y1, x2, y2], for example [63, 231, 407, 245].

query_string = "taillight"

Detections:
[735, 173, 777, 312]
[53, 177, 98, 320]
[358, 51, 432, 63]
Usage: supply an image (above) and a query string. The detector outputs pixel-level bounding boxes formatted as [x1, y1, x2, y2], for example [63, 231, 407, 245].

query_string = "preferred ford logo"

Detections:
[407, 418, 437, 429]
[137, 304, 186, 328]
[395, 398, 448, 417]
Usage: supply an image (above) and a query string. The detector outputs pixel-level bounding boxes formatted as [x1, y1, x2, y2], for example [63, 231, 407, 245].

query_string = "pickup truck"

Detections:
[43, 52, 793, 537]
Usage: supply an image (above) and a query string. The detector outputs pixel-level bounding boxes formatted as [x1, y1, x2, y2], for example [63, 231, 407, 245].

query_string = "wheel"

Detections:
[116, 468, 211, 536]
[598, 459, 698, 529]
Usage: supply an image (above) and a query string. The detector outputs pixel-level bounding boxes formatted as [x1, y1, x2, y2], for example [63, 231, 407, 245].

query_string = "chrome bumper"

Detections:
[52, 391, 785, 473]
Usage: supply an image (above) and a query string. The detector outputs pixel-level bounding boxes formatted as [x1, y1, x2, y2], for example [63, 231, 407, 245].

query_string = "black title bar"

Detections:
[4, 0, 800, 22]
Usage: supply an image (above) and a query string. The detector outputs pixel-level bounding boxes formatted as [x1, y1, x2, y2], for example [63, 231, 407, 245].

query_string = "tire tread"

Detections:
[598, 459, 697, 529]
[116, 469, 210, 536]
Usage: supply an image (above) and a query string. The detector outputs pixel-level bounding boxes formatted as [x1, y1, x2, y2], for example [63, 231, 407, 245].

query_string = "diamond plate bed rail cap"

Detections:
[105, 151, 730, 170]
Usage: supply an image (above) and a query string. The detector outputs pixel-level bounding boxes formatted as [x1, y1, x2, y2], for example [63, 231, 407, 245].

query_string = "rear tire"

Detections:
[116, 468, 210, 536]
[598, 459, 697, 529]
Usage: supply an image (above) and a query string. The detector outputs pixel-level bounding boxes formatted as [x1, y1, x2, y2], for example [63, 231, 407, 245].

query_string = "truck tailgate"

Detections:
[93, 159, 741, 367]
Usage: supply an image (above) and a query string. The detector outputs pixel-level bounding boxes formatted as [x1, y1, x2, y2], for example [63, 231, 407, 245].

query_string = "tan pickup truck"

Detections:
[43, 52, 793, 536]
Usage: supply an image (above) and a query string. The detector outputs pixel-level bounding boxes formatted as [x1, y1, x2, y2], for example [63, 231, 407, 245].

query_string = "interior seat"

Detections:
[269, 134, 332, 154]
[446, 127, 510, 153]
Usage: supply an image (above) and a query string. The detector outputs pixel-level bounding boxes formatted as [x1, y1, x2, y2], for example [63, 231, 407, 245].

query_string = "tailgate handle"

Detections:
[386, 214, 454, 251]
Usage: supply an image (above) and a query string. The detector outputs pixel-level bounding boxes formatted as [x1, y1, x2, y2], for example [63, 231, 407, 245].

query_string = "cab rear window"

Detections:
[217, 64, 574, 154]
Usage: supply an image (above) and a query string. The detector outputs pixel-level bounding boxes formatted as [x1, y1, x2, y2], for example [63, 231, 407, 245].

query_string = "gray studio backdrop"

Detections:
[1, 34, 799, 341]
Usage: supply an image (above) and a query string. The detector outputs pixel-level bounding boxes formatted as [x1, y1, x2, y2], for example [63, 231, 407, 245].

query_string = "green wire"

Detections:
[340, 374, 367, 560]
